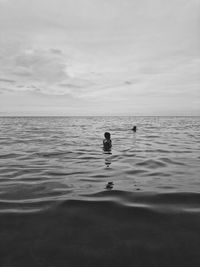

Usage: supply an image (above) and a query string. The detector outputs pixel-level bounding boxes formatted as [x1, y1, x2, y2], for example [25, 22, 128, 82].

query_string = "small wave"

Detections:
[33, 151, 68, 158]
[159, 157, 186, 166]
[125, 169, 148, 175]
[145, 171, 171, 177]
[136, 159, 166, 168]
[82, 190, 200, 213]
[0, 153, 23, 159]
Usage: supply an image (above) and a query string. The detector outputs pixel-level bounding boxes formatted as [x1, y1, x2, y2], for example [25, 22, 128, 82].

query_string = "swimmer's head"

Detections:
[104, 132, 111, 140]
[132, 126, 137, 132]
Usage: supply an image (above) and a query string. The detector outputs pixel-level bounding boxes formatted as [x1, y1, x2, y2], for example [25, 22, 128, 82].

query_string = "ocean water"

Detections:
[0, 116, 200, 266]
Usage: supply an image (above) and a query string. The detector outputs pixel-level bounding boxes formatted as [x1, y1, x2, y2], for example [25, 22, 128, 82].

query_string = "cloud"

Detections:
[0, 78, 15, 83]
[0, 0, 199, 115]
[14, 49, 67, 82]
[0, 46, 73, 94]
[50, 49, 63, 55]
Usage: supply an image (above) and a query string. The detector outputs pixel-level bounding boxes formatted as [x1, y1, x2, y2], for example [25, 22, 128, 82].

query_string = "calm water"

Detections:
[0, 116, 200, 266]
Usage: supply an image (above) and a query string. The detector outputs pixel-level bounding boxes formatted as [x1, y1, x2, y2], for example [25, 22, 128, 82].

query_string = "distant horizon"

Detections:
[0, 114, 199, 118]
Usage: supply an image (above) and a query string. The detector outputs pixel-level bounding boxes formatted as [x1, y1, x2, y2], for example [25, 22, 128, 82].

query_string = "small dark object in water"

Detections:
[103, 132, 112, 151]
[132, 126, 137, 132]
[105, 159, 111, 167]
[106, 182, 114, 190]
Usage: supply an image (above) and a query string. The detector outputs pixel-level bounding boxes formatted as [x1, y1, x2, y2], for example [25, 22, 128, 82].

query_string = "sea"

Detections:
[0, 116, 200, 267]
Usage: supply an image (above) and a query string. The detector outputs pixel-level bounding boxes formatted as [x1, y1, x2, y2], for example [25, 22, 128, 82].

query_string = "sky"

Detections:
[0, 0, 199, 116]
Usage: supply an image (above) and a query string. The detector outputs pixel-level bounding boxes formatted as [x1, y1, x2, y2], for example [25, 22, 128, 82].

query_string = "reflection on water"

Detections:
[105, 157, 112, 168]
[105, 181, 114, 190]
[104, 148, 113, 189]
[104, 150, 112, 168]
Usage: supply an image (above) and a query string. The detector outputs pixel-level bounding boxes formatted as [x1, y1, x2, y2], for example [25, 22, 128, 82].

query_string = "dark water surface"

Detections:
[0, 116, 200, 266]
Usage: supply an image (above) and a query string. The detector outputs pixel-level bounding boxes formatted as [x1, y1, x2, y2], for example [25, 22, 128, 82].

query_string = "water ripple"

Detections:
[0, 116, 200, 213]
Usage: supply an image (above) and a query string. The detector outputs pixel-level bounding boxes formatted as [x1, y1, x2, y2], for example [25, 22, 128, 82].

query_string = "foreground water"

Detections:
[0, 116, 200, 266]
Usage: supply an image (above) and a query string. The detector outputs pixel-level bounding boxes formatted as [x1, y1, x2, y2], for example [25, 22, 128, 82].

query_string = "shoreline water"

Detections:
[1, 194, 200, 267]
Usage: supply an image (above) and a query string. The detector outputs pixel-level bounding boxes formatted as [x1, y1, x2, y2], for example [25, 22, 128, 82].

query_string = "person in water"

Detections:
[103, 132, 112, 150]
[132, 126, 137, 132]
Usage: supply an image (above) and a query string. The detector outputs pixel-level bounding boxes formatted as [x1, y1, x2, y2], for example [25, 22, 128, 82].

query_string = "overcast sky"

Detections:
[0, 0, 199, 115]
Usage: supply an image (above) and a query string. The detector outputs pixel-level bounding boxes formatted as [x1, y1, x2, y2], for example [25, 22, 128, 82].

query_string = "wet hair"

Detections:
[104, 132, 111, 139]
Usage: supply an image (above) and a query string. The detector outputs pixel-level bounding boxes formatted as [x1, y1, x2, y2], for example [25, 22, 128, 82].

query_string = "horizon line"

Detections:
[0, 115, 199, 118]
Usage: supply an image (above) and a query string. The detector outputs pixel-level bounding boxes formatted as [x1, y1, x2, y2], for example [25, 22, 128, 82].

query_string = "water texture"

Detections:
[0, 116, 200, 266]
